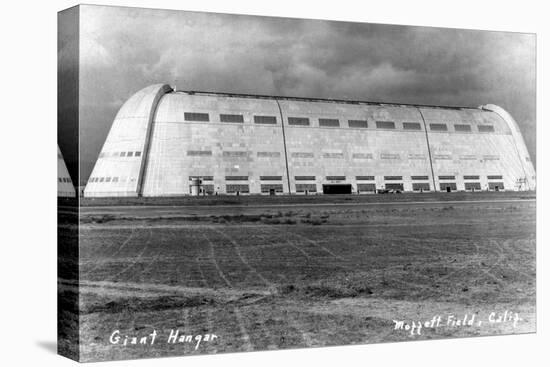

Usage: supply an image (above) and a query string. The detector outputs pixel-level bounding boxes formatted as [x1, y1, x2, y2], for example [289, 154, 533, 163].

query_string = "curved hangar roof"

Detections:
[84, 84, 535, 197]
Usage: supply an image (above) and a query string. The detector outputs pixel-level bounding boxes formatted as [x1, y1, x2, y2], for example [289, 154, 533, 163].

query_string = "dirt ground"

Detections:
[61, 194, 536, 361]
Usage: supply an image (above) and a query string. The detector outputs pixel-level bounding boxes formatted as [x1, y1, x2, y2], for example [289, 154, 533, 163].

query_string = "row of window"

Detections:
[88, 174, 505, 184]
[186, 150, 501, 161]
[95, 149, 502, 162]
[58, 177, 72, 183]
[182, 111, 497, 133]
[188, 181, 504, 194]
[99, 151, 142, 158]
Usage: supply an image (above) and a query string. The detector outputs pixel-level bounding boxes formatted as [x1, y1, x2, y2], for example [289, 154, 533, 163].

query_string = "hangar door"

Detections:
[322, 184, 352, 194]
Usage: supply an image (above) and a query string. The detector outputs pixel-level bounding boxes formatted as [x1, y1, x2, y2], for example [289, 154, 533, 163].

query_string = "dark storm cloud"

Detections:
[74, 5, 536, 184]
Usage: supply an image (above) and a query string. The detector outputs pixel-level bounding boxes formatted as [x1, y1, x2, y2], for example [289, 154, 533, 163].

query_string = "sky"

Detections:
[68, 5, 536, 184]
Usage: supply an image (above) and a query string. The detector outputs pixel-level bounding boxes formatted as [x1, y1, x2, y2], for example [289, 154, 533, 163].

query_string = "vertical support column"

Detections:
[275, 99, 292, 194]
[417, 107, 437, 191]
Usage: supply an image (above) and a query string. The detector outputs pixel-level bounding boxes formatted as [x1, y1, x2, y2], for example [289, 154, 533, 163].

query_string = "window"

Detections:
[454, 124, 472, 132]
[225, 176, 248, 181]
[465, 182, 481, 191]
[319, 118, 340, 127]
[260, 176, 282, 181]
[438, 175, 455, 180]
[439, 182, 457, 191]
[254, 115, 277, 124]
[386, 183, 404, 191]
[58, 178, 62, 183]
[223, 151, 248, 157]
[488, 182, 504, 191]
[184, 112, 209, 122]
[430, 123, 448, 131]
[288, 117, 310, 126]
[105, 177, 112, 182]
[487, 175, 503, 180]
[326, 176, 346, 181]
[296, 184, 317, 193]
[380, 153, 400, 159]
[190, 184, 215, 194]
[413, 183, 430, 191]
[348, 120, 368, 128]
[120, 152, 126, 157]
[257, 151, 281, 158]
[464, 175, 480, 180]
[357, 183, 376, 192]
[220, 114, 244, 123]
[483, 155, 500, 161]
[226, 184, 250, 193]
[112, 177, 119, 182]
[127, 151, 133, 157]
[187, 150, 212, 156]
[322, 152, 344, 158]
[188, 176, 213, 181]
[356, 176, 375, 181]
[291, 152, 314, 158]
[295, 176, 315, 181]
[352, 153, 373, 159]
[411, 176, 429, 180]
[261, 184, 283, 193]
[376, 121, 395, 129]
[384, 176, 403, 181]
[99, 177, 105, 182]
[403, 122, 422, 130]
[135, 151, 142, 157]
[478, 125, 495, 133]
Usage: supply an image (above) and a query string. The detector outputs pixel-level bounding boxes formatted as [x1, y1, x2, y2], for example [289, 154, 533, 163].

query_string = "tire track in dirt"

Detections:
[193, 248, 254, 353]
[195, 258, 209, 288]
[267, 225, 432, 294]
[498, 237, 535, 282]
[271, 226, 434, 294]
[84, 227, 137, 275]
[477, 239, 507, 286]
[280, 228, 345, 261]
[210, 228, 275, 290]
[108, 227, 153, 282]
[136, 226, 176, 283]
[201, 232, 234, 288]
[232, 307, 254, 352]
[435, 239, 485, 283]
[162, 227, 194, 287]
[255, 227, 311, 260]
[194, 258, 219, 354]
[434, 237, 515, 289]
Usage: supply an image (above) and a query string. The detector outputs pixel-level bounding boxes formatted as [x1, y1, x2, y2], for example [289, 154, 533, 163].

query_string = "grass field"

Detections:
[59, 194, 536, 361]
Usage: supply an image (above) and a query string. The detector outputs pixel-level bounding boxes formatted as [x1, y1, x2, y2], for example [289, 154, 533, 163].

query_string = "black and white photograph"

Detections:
[2, 1, 547, 366]
[56, 2, 540, 363]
